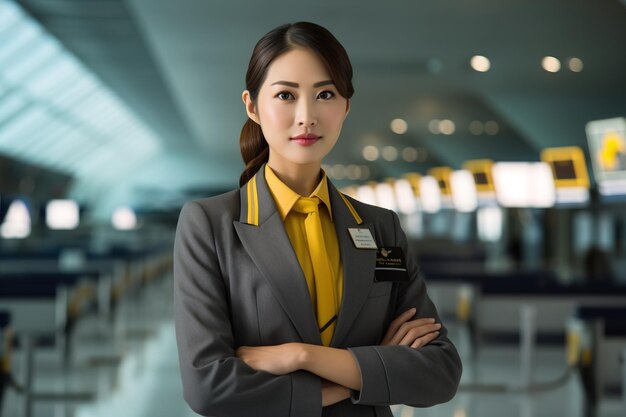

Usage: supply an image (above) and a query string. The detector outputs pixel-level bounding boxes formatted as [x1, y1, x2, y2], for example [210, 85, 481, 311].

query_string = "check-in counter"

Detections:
[571, 306, 626, 412]
[0, 244, 173, 417]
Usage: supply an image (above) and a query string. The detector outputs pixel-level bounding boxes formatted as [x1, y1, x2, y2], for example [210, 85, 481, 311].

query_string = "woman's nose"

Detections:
[297, 99, 317, 127]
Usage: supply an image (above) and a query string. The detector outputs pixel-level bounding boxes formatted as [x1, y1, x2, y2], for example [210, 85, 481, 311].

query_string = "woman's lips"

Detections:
[291, 133, 321, 146]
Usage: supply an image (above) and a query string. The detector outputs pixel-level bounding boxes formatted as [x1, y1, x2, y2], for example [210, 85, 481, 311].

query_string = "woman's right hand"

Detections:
[381, 308, 441, 348]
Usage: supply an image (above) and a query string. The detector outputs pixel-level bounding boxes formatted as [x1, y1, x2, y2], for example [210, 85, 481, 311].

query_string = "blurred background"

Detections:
[1, 0, 626, 416]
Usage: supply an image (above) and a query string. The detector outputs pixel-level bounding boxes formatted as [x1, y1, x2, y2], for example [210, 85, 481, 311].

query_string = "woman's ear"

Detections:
[344, 98, 351, 119]
[242, 90, 260, 124]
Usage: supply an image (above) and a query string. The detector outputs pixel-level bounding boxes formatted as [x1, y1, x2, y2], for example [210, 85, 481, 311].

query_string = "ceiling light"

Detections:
[390, 118, 408, 134]
[484, 121, 499, 135]
[332, 164, 346, 180]
[568, 57, 584, 72]
[542, 56, 561, 73]
[470, 55, 491, 72]
[429, 119, 441, 134]
[346, 164, 362, 180]
[401, 147, 418, 162]
[359, 165, 371, 180]
[362, 145, 379, 161]
[439, 119, 456, 135]
[382, 146, 398, 161]
[469, 121, 484, 135]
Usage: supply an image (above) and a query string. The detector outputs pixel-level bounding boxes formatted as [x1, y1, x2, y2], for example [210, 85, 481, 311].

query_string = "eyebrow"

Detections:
[270, 80, 335, 88]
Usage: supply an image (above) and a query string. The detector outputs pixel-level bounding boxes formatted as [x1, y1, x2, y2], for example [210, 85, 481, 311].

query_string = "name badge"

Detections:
[348, 228, 378, 249]
[375, 247, 409, 282]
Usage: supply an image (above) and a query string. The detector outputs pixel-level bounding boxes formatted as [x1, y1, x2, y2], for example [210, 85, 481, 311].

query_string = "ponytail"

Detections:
[239, 118, 269, 186]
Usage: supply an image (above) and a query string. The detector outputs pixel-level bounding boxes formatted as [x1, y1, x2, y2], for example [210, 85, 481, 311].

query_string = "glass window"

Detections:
[0, 1, 21, 34]
[49, 76, 99, 109]
[0, 91, 29, 125]
[4, 37, 60, 84]
[0, 107, 48, 151]
[0, 21, 40, 66]
[27, 57, 82, 100]
[0, 1, 161, 181]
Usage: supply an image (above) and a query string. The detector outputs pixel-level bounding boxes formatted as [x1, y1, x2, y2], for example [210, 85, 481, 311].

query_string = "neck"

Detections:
[267, 160, 322, 196]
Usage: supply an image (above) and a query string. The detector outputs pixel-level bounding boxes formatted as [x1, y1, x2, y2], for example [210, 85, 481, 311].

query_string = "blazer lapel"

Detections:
[233, 167, 321, 345]
[328, 183, 377, 347]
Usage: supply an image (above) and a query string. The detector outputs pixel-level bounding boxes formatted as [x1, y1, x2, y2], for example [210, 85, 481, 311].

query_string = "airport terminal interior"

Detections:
[1, 0, 626, 416]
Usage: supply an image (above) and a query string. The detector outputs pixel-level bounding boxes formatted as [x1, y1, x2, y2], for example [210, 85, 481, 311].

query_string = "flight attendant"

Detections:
[174, 21, 461, 417]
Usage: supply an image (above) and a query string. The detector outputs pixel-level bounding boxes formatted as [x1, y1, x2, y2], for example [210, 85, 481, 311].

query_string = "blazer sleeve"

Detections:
[347, 210, 462, 407]
[174, 201, 322, 417]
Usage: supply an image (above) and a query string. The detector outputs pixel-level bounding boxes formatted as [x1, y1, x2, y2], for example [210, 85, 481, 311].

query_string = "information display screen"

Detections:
[540, 146, 589, 189]
[427, 167, 452, 196]
[473, 172, 489, 186]
[552, 159, 577, 180]
[586, 117, 626, 196]
[462, 159, 495, 193]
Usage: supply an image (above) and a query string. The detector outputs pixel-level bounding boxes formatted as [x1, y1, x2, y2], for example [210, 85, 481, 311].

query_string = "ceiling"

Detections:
[10, 0, 626, 216]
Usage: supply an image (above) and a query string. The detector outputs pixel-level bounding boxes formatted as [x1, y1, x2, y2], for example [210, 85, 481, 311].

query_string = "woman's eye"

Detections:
[276, 92, 293, 100]
[318, 90, 335, 100]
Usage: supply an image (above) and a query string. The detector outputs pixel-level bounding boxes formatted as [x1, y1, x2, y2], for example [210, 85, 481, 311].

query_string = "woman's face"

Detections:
[243, 48, 350, 172]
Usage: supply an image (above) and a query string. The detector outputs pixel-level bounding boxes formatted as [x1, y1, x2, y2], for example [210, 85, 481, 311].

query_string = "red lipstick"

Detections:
[291, 133, 320, 146]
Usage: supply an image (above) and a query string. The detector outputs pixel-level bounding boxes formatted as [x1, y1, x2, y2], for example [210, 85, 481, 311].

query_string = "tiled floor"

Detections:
[3, 276, 624, 417]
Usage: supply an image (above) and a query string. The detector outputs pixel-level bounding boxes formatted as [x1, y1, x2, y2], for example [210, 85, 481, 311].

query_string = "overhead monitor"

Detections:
[356, 184, 377, 206]
[540, 146, 590, 188]
[540, 146, 590, 204]
[419, 176, 442, 213]
[402, 173, 421, 198]
[112, 206, 137, 230]
[392, 178, 417, 214]
[462, 159, 495, 193]
[492, 162, 556, 208]
[374, 181, 397, 212]
[586, 117, 626, 196]
[427, 167, 453, 196]
[427, 167, 454, 209]
[450, 170, 478, 212]
[0, 199, 31, 239]
[46, 199, 80, 230]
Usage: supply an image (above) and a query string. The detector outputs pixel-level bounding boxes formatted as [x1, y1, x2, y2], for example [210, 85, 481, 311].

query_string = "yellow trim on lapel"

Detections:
[339, 193, 363, 225]
[245, 173, 359, 227]
[246, 174, 259, 226]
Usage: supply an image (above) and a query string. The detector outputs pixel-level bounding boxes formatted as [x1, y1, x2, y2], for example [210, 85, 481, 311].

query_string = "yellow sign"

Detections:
[540, 146, 590, 189]
[462, 159, 495, 192]
[401, 172, 421, 196]
[427, 167, 453, 195]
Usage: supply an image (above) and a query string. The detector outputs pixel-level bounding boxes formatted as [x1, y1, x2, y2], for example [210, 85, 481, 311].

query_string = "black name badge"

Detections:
[374, 247, 409, 282]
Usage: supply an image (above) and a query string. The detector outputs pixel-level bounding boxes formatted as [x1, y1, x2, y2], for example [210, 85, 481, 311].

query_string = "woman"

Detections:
[174, 21, 461, 417]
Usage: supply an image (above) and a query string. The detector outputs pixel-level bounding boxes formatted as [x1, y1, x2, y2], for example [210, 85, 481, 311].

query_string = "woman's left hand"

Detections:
[236, 343, 304, 375]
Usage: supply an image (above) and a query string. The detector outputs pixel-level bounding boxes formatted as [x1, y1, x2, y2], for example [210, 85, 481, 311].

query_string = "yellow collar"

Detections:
[265, 165, 333, 221]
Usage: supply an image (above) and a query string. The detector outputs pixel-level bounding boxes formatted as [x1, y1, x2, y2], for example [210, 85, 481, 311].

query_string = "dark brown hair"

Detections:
[239, 22, 354, 186]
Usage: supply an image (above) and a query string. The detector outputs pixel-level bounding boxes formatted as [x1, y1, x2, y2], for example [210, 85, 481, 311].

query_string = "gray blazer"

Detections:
[174, 166, 462, 417]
